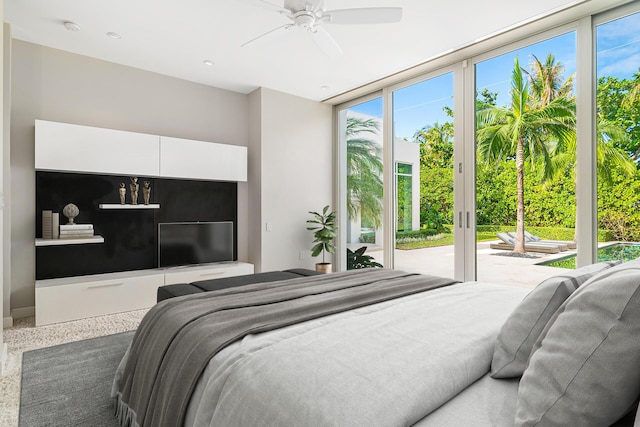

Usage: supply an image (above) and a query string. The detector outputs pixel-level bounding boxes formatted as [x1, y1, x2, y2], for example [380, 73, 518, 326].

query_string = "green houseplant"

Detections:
[307, 205, 337, 273]
[346, 246, 383, 270]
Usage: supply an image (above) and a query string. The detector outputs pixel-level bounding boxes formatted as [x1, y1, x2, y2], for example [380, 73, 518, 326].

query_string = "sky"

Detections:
[349, 11, 640, 140]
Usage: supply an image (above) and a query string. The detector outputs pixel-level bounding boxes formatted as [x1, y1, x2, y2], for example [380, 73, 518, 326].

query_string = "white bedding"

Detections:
[179, 281, 530, 427]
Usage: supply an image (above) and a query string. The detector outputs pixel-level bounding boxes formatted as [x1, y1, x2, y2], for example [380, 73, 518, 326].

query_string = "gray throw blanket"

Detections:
[113, 268, 458, 427]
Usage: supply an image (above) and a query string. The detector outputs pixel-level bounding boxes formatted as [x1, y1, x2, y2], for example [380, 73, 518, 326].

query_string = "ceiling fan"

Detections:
[243, 0, 403, 59]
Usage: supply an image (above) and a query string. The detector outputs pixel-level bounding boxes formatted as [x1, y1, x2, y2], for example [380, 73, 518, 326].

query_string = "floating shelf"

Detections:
[99, 204, 160, 209]
[36, 236, 105, 246]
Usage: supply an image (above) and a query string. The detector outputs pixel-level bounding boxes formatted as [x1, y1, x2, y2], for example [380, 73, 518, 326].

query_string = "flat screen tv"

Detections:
[158, 221, 234, 268]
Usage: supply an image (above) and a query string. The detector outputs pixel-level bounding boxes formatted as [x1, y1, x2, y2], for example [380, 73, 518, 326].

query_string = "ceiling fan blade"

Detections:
[323, 7, 402, 25]
[241, 24, 292, 48]
[245, 0, 291, 15]
[310, 26, 342, 59]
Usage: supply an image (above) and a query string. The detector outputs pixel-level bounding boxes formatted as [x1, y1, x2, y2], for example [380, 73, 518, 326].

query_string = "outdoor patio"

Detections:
[363, 242, 578, 289]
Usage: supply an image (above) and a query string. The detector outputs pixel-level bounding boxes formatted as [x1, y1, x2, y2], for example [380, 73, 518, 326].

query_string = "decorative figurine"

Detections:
[143, 181, 152, 205]
[62, 203, 79, 225]
[130, 177, 139, 205]
[119, 182, 127, 205]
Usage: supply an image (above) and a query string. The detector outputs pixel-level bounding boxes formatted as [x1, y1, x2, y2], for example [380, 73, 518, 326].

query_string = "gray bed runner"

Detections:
[113, 269, 458, 427]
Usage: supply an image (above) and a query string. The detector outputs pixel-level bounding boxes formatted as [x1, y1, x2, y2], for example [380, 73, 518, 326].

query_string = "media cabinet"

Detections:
[34, 119, 250, 326]
[35, 262, 254, 326]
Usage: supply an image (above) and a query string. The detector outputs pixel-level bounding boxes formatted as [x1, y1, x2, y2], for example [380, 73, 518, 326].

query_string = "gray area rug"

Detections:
[19, 331, 134, 427]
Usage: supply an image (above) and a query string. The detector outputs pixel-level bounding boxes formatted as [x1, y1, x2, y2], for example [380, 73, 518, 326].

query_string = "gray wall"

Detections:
[11, 40, 251, 310]
[9, 40, 334, 313]
[249, 87, 333, 272]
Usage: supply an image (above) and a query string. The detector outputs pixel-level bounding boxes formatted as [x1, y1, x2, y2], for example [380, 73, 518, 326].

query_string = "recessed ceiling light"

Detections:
[107, 32, 122, 39]
[203, 60, 215, 66]
[63, 21, 81, 32]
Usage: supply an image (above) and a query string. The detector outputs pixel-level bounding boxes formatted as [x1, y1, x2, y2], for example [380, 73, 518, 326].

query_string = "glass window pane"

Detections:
[596, 11, 640, 263]
[392, 72, 454, 278]
[475, 31, 577, 286]
[340, 97, 384, 269]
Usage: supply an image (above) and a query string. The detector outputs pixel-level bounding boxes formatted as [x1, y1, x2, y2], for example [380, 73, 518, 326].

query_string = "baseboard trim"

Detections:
[11, 306, 35, 320]
[2, 316, 12, 328]
[0, 343, 7, 376]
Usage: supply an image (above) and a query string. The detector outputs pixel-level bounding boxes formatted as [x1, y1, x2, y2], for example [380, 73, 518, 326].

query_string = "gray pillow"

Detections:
[515, 260, 640, 426]
[490, 261, 620, 379]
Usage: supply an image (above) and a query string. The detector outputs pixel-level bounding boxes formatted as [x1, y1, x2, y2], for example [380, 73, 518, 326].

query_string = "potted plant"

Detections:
[307, 205, 337, 273]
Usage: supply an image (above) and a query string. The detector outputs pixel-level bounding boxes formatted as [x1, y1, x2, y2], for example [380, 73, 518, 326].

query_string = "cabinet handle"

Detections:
[199, 272, 224, 278]
[87, 282, 124, 289]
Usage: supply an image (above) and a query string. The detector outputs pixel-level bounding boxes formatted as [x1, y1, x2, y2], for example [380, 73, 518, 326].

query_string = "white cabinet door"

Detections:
[35, 120, 160, 176]
[160, 136, 247, 182]
[35, 271, 165, 326]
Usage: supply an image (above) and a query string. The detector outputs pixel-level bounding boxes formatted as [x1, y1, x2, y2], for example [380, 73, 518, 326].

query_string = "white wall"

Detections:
[247, 89, 263, 272]
[3, 24, 10, 328]
[10, 41, 250, 311]
[249, 87, 333, 271]
[394, 139, 421, 231]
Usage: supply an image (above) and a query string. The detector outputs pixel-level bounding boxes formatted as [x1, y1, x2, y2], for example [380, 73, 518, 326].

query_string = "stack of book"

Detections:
[42, 210, 53, 239]
[59, 224, 95, 239]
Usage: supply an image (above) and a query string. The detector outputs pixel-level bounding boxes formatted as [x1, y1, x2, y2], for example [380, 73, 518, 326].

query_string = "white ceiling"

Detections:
[3, 0, 606, 102]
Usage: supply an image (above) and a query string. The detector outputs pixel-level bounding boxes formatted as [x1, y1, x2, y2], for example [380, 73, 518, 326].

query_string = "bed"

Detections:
[112, 263, 640, 426]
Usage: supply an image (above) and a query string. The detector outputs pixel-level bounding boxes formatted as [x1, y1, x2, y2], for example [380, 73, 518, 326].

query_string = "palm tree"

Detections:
[525, 54, 574, 107]
[346, 116, 383, 228]
[528, 58, 636, 242]
[476, 57, 575, 253]
[622, 72, 640, 108]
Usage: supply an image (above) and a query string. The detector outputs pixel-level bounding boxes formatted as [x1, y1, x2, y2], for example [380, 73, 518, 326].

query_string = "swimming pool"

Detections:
[537, 242, 640, 269]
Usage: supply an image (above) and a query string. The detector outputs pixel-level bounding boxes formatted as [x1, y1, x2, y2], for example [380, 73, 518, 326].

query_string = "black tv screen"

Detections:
[158, 221, 234, 268]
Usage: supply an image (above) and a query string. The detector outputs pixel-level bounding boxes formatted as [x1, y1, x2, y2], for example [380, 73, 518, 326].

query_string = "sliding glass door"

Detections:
[337, 96, 385, 269]
[391, 72, 456, 279]
[595, 10, 640, 265]
[474, 31, 578, 286]
[335, 2, 640, 285]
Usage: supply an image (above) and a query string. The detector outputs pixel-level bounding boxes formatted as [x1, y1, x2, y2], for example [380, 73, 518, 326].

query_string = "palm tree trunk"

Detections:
[515, 136, 526, 253]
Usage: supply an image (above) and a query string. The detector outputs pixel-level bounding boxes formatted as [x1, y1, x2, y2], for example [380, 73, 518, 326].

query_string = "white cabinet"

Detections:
[35, 262, 255, 326]
[36, 270, 165, 326]
[164, 262, 254, 285]
[34, 120, 248, 182]
[35, 120, 160, 176]
[160, 136, 247, 182]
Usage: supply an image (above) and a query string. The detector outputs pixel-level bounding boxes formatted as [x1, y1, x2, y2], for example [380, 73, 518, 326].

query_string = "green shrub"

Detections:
[359, 232, 376, 244]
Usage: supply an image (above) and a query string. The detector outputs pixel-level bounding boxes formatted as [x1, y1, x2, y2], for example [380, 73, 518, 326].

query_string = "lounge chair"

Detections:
[489, 232, 565, 254]
[520, 230, 577, 249]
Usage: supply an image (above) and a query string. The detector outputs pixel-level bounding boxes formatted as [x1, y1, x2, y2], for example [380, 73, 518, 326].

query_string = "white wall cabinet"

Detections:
[34, 120, 248, 182]
[35, 120, 160, 176]
[160, 136, 247, 182]
[35, 262, 254, 326]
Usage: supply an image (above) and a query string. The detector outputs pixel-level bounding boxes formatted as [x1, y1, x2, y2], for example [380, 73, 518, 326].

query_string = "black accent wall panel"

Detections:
[36, 172, 238, 280]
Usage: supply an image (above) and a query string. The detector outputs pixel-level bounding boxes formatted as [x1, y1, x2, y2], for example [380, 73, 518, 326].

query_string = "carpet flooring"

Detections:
[19, 331, 134, 427]
[1, 310, 146, 427]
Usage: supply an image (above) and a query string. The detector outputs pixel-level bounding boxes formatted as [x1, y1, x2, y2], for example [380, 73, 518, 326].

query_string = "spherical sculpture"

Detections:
[62, 203, 80, 225]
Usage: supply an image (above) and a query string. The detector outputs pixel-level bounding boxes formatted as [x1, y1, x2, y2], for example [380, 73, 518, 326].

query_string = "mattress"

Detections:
[180, 281, 529, 426]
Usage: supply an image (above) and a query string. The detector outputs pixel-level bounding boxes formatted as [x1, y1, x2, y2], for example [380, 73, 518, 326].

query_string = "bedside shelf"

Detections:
[36, 236, 105, 246]
[99, 204, 160, 209]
